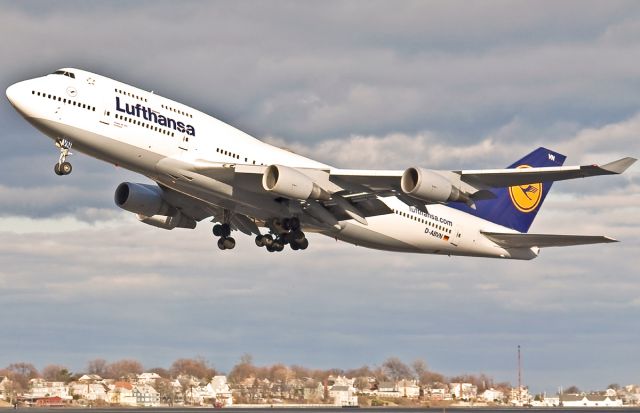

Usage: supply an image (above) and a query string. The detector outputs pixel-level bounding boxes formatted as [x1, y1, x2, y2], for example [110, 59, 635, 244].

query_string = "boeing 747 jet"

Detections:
[6, 69, 636, 259]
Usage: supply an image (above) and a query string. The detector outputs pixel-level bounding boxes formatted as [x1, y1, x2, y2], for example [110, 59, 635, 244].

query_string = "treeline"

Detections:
[0, 354, 510, 391]
[0, 357, 215, 391]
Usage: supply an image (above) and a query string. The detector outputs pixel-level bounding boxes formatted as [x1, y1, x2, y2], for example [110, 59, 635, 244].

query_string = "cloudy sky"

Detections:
[1, 0, 639, 393]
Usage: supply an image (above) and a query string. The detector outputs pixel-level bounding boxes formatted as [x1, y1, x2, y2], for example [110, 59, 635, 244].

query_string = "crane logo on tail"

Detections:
[509, 165, 543, 213]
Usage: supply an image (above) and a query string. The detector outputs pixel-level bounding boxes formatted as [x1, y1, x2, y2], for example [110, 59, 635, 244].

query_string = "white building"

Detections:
[376, 382, 400, 398]
[0, 376, 11, 400]
[449, 382, 477, 400]
[133, 384, 160, 407]
[397, 380, 420, 399]
[137, 372, 162, 385]
[561, 394, 623, 407]
[481, 388, 505, 403]
[107, 382, 137, 406]
[70, 382, 108, 401]
[329, 385, 358, 406]
[28, 379, 72, 400]
[78, 374, 103, 382]
[207, 376, 233, 407]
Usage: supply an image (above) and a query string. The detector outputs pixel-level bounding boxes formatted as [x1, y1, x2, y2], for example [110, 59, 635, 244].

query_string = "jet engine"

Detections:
[114, 182, 171, 217]
[262, 165, 330, 200]
[400, 167, 465, 203]
[136, 213, 196, 230]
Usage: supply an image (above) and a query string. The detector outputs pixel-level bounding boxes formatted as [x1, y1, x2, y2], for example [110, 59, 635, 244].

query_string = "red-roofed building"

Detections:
[35, 396, 66, 407]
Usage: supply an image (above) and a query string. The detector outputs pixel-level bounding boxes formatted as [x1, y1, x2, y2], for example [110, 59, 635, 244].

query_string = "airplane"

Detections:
[5, 68, 636, 259]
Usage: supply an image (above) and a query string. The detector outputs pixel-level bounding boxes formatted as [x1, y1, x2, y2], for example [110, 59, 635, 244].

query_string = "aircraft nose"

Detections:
[6, 81, 31, 116]
[6, 83, 19, 106]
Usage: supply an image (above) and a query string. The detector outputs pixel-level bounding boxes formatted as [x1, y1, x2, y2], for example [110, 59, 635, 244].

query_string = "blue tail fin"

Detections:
[450, 147, 566, 233]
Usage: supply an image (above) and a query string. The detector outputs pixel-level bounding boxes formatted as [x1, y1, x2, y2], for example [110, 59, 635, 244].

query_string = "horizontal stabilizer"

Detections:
[481, 231, 618, 248]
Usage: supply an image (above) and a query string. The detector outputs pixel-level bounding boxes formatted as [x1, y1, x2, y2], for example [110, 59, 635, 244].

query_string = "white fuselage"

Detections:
[6, 68, 537, 259]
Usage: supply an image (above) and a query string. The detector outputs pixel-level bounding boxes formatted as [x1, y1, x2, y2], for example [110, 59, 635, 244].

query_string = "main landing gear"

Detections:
[255, 217, 309, 253]
[54, 138, 73, 176]
[213, 223, 236, 250]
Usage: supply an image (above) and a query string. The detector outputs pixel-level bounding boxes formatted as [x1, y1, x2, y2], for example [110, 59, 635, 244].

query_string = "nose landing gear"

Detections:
[54, 138, 73, 176]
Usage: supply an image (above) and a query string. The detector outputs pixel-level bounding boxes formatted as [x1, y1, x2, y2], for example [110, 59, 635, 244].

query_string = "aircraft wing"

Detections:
[481, 231, 618, 248]
[329, 157, 636, 192]
[157, 154, 634, 228]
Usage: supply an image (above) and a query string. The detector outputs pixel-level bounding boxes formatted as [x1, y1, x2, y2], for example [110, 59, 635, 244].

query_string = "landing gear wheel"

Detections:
[213, 224, 223, 237]
[290, 242, 300, 251]
[217, 237, 226, 250]
[221, 223, 231, 237]
[291, 230, 305, 244]
[262, 234, 274, 247]
[255, 235, 265, 247]
[54, 163, 63, 175]
[222, 237, 236, 249]
[60, 162, 72, 175]
[298, 238, 309, 250]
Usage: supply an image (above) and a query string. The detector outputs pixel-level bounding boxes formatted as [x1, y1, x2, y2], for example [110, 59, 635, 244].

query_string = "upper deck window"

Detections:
[52, 70, 76, 79]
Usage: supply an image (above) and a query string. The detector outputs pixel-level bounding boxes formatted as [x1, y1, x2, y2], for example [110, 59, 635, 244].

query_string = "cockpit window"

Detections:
[52, 70, 76, 79]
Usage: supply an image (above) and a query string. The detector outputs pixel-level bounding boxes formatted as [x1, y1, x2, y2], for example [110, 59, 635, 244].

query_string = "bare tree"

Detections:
[229, 354, 257, 383]
[345, 365, 373, 378]
[170, 357, 216, 381]
[565, 385, 580, 394]
[86, 358, 108, 376]
[154, 378, 176, 406]
[5, 362, 39, 388]
[412, 359, 428, 382]
[382, 357, 412, 381]
[106, 359, 143, 380]
[42, 365, 73, 383]
[269, 363, 291, 383]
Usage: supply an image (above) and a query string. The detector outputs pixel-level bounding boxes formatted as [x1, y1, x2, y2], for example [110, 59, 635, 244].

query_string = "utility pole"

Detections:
[517, 345, 522, 404]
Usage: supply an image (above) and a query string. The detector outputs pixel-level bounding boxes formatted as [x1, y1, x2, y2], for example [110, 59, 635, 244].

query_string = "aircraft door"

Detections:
[177, 132, 197, 158]
[98, 91, 112, 126]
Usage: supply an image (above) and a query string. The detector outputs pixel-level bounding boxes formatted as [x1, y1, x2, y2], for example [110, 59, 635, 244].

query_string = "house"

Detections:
[28, 379, 71, 400]
[397, 379, 420, 399]
[69, 382, 108, 401]
[35, 396, 66, 407]
[425, 385, 448, 401]
[0, 377, 13, 400]
[481, 388, 505, 403]
[207, 376, 233, 407]
[137, 372, 162, 384]
[539, 395, 560, 407]
[509, 386, 532, 406]
[107, 382, 137, 406]
[561, 394, 623, 407]
[133, 384, 160, 407]
[376, 381, 400, 398]
[78, 374, 103, 382]
[449, 382, 477, 400]
[302, 380, 324, 401]
[329, 385, 358, 406]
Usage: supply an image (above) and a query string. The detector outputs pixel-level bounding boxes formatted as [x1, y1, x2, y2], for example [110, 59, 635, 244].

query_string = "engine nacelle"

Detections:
[262, 165, 330, 200]
[114, 182, 171, 217]
[136, 213, 197, 230]
[401, 167, 463, 203]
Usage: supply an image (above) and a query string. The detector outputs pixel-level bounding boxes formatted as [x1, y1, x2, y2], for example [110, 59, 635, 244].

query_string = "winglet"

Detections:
[600, 157, 637, 174]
